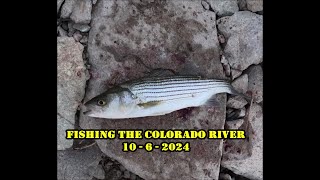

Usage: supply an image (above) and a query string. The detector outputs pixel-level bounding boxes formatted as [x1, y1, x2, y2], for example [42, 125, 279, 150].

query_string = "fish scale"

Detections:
[132, 81, 226, 90]
[128, 77, 232, 103]
[131, 77, 225, 86]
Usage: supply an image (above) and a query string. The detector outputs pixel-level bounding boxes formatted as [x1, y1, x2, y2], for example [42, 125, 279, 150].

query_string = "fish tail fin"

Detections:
[203, 95, 221, 107]
[228, 85, 252, 102]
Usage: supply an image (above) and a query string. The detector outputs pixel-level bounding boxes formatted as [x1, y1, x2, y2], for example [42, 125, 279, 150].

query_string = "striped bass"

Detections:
[83, 75, 246, 119]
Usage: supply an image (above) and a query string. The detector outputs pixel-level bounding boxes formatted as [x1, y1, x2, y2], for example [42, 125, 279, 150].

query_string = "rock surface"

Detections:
[222, 102, 263, 180]
[231, 74, 248, 94]
[73, 23, 91, 32]
[221, 55, 231, 77]
[60, 0, 76, 19]
[68, 21, 76, 36]
[207, 0, 239, 16]
[225, 118, 244, 129]
[57, 26, 68, 37]
[246, 0, 263, 12]
[73, 31, 82, 42]
[237, 0, 248, 11]
[80, 36, 88, 44]
[231, 68, 242, 80]
[201, 0, 210, 10]
[105, 168, 122, 180]
[217, 11, 262, 71]
[80, 0, 227, 179]
[238, 107, 246, 118]
[57, 0, 64, 13]
[70, 0, 92, 24]
[57, 37, 88, 150]
[219, 173, 233, 180]
[57, 145, 104, 180]
[227, 96, 247, 109]
[226, 107, 246, 121]
[88, 164, 106, 179]
[246, 65, 263, 103]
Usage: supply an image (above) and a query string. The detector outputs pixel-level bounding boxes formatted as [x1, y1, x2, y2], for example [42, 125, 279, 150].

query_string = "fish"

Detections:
[83, 73, 249, 119]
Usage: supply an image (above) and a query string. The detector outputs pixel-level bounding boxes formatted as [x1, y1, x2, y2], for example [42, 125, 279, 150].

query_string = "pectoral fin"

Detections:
[137, 101, 162, 108]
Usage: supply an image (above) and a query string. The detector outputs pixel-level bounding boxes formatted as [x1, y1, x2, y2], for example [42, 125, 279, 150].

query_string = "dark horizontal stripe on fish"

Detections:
[135, 86, 229, 95]
[145, 92, 210, 102]
[144, 90, 209, 100]
[132, 81, 228, 91]
[133, 78, 226, 85]
[131, 77, 226, 86]
[141, 85, 230, 98]
[132, 80, 227, 88]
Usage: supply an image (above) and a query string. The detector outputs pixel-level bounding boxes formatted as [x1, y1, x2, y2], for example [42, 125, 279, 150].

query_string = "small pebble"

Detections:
[231, 69, 242, 80]
[68, 21, 75, 37]
[231, 74, 248, 94]
[219, 173, 232, 180]
[226, 118, 244, 129]
[238, 0, 248, 11]
[123, 170, 130, 179]
[105, 168, 122, 180]
[80, 36, 88, 44]
[88, 164, 105, 179]
[227, 96, 247, 109]
[218, 34, 226, 44]
[73, 23, 91, 32]
[61, 22, 69, 31]
[221, 55, 231, 77]
[130, 173, 137, 180]
[73, 31, 83, 42]
[116, 170, 122, 178]
[239, 107, 246, 118]
[201, 0, 210, 10]
[227, 108, 245, 121]
[119, 165, 126, 172]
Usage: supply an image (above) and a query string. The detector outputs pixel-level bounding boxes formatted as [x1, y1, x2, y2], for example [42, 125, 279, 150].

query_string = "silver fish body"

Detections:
[84, 76, 240, 119]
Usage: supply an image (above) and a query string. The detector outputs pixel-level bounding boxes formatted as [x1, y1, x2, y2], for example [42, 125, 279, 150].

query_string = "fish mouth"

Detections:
[83, 110, 92, 115]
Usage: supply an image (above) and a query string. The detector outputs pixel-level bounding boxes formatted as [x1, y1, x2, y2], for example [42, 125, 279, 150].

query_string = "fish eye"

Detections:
[97, 100, 106, 106]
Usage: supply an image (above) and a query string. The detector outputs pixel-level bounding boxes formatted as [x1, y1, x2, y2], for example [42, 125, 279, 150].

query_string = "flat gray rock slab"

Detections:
[247, 0, 263, 12]
[207, 0, 239, 16]
[61, 0, 76, 19]
[246, 65, 263, 103]
[70, 0, 92, 24]
[222, 102, 263, 180]
[58, 37, 88, 150]
[80, 0, 228, 179]
[57, 145, 104, 180]
[217, 11, 262, 71]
